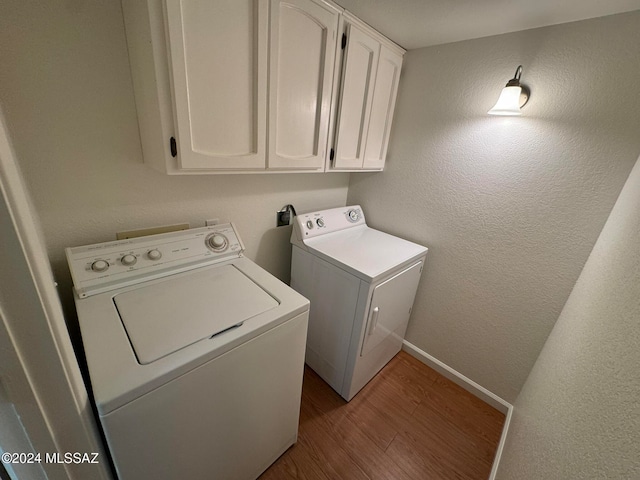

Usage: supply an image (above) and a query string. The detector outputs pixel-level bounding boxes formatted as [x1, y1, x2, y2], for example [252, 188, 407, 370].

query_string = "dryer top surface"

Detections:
[305, 225, 427, 281]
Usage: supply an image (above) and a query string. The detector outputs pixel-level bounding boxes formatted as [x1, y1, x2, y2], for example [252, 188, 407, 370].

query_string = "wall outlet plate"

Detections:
[276, 210, 291, 227]
[206, 218, 220, 226]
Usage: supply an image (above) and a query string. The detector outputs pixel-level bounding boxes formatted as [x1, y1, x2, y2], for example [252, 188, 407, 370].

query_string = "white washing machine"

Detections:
[290, 206, 428, 401]
[66, 224, 309, 480]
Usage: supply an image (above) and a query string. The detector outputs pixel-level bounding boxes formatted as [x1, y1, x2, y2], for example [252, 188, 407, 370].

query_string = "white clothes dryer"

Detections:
[290, 206, 427, 401]
[66, 224, 309, 480]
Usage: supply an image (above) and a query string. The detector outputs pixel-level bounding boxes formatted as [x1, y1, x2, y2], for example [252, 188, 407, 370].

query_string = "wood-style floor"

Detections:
[260, 351, 505, 480]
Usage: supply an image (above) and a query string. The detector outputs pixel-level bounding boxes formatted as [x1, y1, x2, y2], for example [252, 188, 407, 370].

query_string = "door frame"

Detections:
[0, 108, 111, 480]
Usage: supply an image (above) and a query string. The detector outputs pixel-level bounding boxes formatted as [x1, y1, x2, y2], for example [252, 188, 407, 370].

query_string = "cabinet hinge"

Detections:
[170, 137, 177, 157]
[329, 148, 335, 161]
[341, 33, 347, 49]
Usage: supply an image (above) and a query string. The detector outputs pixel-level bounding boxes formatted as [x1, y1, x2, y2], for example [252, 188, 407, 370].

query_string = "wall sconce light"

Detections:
[488, 65, 530, 116]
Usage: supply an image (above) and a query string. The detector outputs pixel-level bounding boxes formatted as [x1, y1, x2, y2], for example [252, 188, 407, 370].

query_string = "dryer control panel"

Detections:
[66, 224, 244, 298]
[292, 205, 366, 240]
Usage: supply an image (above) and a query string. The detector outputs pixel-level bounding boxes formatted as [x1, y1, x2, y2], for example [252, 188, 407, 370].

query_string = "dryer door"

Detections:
[361, 261, 423, 357]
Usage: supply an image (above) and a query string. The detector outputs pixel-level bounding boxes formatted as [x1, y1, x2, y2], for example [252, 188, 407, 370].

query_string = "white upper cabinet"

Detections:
[268, 0, 340, 170]
[165, 0, 268, 170]
[122, 0, 402, 174]
[328, 16, 405, 172]
[362, 44, 403, 170]
[331, 23, 380, 170]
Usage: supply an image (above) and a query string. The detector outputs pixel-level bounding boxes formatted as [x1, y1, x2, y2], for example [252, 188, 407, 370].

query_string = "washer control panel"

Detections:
[293, 205, 366, 240]
[66, 224, 244, 298]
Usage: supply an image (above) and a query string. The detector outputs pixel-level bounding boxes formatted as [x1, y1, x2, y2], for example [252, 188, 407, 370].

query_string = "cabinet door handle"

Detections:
[368, 307, 380, 336]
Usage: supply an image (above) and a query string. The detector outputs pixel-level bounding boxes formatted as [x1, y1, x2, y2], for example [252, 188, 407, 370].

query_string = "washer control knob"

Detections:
[316, 218, 325, 227]
[121, 254, 137, 266]
[306, 220, 314, 229]
[210, 235, 225, 248]
[206, 233, 228, 251]
[347, 209, 360, 222]
[91, 260, 109, 273]
[147, 249, 162, 261]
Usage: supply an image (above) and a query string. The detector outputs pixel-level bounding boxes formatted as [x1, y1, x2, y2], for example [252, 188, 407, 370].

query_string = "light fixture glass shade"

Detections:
[488, 86, 523, 116]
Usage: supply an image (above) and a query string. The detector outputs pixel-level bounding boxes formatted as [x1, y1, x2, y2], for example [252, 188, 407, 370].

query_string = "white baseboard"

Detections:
[401, 341, 513, 480]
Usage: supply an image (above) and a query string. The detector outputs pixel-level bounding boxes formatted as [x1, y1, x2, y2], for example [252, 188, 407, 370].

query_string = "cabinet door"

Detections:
[164, 0, 268, 170]
[332, 24, 380, 170]
[363, 45, 403, 170]
[268, 0, 339, 170]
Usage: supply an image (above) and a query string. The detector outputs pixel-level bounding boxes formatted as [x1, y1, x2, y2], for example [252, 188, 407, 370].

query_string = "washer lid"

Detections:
[304, 226, 427, 281]
[114, 265, 279, 364]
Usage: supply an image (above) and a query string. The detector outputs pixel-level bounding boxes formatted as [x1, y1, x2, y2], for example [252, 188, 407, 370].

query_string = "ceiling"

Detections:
[336, 0, 640, 49]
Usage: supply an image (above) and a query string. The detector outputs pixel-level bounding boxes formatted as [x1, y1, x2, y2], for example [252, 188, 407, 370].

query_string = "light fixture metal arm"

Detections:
[506, 65, 524, 87]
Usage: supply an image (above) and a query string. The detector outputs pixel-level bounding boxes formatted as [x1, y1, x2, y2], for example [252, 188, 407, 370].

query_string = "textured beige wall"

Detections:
[497, 155, 640, 478]
[0, 0, 349, 323]
[347, 12, 640, 401]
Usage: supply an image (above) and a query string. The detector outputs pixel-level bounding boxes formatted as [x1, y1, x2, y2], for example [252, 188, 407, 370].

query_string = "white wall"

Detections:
[496, 153, 640, 478]
[0, 0, 349, 326]
[347, 11, 640, 401]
